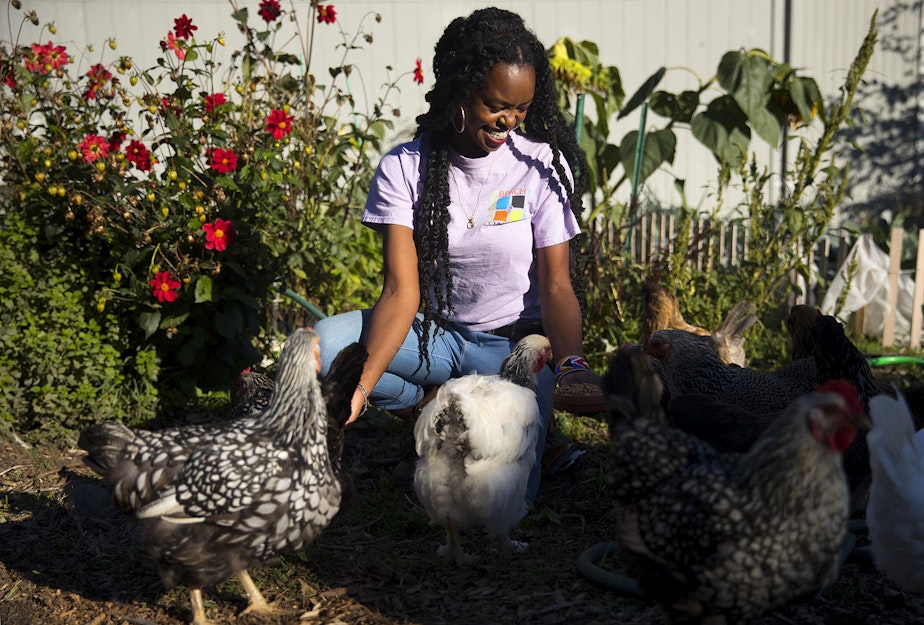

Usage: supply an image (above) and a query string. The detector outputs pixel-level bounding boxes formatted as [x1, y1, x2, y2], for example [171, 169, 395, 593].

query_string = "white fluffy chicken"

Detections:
[866, 390, 924, 594]
[413, 334, 551, 566]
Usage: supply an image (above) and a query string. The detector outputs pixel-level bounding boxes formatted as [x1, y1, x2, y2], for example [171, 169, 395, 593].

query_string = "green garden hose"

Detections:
[867, 355, 924, 368]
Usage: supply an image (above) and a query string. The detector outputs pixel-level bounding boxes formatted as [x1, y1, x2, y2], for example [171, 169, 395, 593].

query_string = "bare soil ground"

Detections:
[1, 408, 922, 625]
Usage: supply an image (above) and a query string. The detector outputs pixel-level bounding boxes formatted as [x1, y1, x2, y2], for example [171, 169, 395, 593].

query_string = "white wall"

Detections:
[9, 0, 919, 216]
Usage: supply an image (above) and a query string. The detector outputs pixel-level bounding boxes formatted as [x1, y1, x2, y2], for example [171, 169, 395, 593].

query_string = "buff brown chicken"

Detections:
[603, 348, 867, 624]
[642, 282, 757, 367]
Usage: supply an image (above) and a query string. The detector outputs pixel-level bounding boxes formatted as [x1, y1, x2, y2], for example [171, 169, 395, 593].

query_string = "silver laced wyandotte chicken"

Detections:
[226, 366, 275, 420]
[78, 327, 341, 625]
[603, 348, 868, 624]
[866, 389, 924, 595]
[413, 334, 551, 566]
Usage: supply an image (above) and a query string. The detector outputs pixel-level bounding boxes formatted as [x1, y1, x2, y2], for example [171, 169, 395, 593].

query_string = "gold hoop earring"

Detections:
[452, 107, 466, 133]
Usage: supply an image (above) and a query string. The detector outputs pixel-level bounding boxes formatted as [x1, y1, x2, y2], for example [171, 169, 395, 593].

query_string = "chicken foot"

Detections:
[238, 569, 293, 617]
[438, 521, 479, 566]
[189, 587, 216, 625]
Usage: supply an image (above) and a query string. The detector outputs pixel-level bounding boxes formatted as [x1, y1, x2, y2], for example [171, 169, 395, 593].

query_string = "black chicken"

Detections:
[644, 328, 816, 413]
[663, 313, 883, 509]
[79, 328, 341, 625]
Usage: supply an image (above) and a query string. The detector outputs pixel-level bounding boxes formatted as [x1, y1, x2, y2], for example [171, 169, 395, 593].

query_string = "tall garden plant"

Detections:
[550, 13, 878, 364]
[0, 0, 421, 439]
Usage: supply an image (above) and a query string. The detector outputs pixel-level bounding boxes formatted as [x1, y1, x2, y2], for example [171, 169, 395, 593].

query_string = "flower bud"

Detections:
[11, 0, 21, 10]
[109, 39, 117, 50]
[162, 207, 169, 217]
[147, 192, 156, 202]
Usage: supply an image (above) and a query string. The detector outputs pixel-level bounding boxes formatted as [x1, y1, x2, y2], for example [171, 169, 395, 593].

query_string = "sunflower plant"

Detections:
[0, 0, 422, 437]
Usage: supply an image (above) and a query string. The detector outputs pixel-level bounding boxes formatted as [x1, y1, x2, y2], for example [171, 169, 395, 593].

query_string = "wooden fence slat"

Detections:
[911, 229, 924, 348]
[882, 226, 904, 348]
[620, 215, 924, 348]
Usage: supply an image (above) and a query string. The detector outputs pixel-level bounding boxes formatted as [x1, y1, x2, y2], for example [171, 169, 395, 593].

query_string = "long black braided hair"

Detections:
[412, 7, 588, 368]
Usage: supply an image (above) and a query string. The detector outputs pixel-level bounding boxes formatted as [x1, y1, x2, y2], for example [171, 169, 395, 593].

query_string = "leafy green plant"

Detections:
[550, 13, 878, 370]
[0, 0, 419, 431]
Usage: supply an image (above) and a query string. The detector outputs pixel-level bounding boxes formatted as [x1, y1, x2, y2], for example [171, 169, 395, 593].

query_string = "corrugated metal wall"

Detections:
[14, 0, 921, 215]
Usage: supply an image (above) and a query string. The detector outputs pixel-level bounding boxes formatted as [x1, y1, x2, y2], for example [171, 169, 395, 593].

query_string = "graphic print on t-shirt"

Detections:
[485, 187, 528, 226]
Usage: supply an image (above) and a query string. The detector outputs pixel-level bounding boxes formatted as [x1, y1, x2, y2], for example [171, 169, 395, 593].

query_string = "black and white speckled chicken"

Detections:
[603, 348, 866, 624]
[227, 367, 275, 420]
[413, 334, 551, 566]
[78, 328, 340, 625]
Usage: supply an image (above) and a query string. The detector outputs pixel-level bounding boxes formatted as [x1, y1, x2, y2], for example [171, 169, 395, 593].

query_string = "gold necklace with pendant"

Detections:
[448, 153, 496, 229]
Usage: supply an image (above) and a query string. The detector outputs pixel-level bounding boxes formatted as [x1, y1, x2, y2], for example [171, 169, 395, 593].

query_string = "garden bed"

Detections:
[1, 408, 922, 625]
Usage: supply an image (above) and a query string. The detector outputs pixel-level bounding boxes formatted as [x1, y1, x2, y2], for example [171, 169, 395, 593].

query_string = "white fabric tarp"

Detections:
[820, 233, 916, 340]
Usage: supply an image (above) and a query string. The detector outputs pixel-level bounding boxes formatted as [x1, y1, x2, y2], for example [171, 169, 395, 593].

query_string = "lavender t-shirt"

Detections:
[362, 130, 580, 331]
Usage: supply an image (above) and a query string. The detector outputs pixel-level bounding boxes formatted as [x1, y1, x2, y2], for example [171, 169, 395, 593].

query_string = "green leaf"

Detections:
[618, 128, 676, 186]
[749, 105, 781, 147]
[215, 306, 242, 338]
[649, 90, 698, 123]
[194, 275, 213, 303]
[618, 67, 666, 119]
[732, 55, 773, 118]
[789, 76, 822, 126]
[716, 50, 744, 92]
[139, 311, 161, 339]
[690, 95, 751, 168]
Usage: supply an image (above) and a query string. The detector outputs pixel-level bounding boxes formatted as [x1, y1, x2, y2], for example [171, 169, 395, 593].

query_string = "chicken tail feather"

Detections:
[78, 421, 137, 476]
[603, 349, 666, 427]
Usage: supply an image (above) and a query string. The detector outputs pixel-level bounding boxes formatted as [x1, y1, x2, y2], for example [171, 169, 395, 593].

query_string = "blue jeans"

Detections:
[315, 309, 554, 502]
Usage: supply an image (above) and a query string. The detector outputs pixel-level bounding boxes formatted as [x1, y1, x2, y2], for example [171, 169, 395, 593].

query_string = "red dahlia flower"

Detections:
[126, 140, 153, 171]
[150, 271, 181, 303]
[107, 131, 125, 152]
[209, 147, 238, 174]
[43, 43, 69, 70]
[316, 4, 336, 24]
[25, 42, 68, 74]
[84, 63, 114, 100]
[258, 0, 282, 22]
[78, 134, 110, 163]
[265, 108, 294, 140]
[173, 14, 197, 39]
[204, 92, 226, 113]
[164, 32, 186, 60]
[413, 58, 424, 85]
[202, 218, 235, 252]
